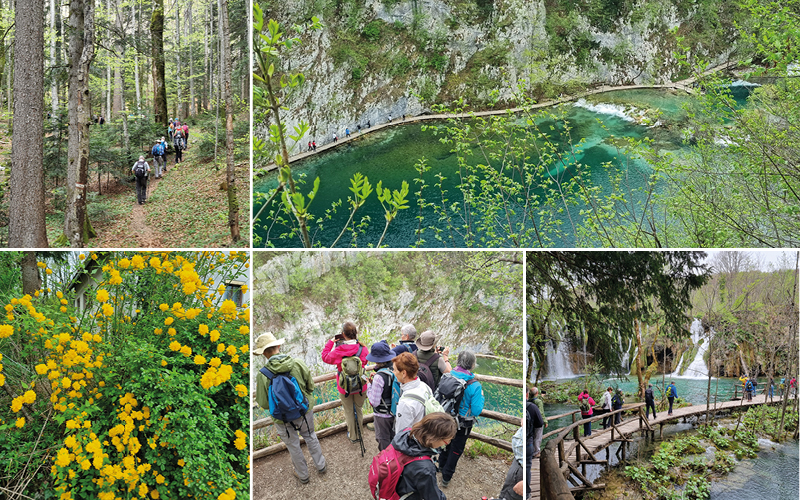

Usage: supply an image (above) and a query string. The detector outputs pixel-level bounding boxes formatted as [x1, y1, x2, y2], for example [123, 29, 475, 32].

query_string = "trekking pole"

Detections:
[354, 403, 365, 457]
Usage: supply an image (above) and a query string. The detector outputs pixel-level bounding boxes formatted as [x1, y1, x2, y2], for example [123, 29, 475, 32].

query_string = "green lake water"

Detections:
[254, 87, 754, 248]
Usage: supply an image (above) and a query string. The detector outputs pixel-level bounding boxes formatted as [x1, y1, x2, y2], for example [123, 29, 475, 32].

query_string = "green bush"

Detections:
[362, 20, 382, 41]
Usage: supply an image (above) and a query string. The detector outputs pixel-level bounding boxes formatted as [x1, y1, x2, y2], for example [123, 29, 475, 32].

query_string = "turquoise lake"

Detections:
[254, 87, 753, 248]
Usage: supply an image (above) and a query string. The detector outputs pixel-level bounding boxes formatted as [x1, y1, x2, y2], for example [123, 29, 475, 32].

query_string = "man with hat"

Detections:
[391, 323, 419, 356]
[366, 340, 398, 450]
[254, 332, 327, 484]
[415, 330, 451, 390]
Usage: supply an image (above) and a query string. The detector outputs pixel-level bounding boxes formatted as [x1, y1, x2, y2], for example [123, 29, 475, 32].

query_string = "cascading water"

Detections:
[545, 339, 576, 379]
[670, 319, 710, 378]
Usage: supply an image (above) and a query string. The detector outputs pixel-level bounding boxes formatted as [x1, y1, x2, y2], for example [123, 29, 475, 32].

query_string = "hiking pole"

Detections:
[354, 403, 365, 457]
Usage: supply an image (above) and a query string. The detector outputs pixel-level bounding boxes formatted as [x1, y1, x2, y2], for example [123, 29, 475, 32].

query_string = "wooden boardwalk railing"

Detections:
[252, 368, 523, 461]
[534, 393, 787, 499]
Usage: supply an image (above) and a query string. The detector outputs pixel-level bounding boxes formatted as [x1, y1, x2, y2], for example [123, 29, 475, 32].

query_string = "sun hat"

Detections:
[415, 330, 436, 350]
[253, 332, 285, 355]
[366, 340, 396, 363]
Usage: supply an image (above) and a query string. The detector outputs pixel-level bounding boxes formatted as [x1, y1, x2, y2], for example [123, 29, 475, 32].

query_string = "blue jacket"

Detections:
[667, 384, 678, 398]
[451, 369, 484, 419]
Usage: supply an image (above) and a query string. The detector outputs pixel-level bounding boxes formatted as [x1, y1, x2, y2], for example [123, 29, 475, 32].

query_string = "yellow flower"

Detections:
[179, 345, 192, 357]
[80, 459, 91, 470]
[209, 330, 220, 342]
[164, 317, 174, 326]
[55, 447, 71, 467]
[194, 355, 207, 365]
[95, 289, 110, 303]
[198, 324, 209, 336]
[15, 417, 25, 428]
[209, 357, 222, 368]
[161, 360, 168, 367]
[235, 384, 248, 397]
[156, 474, 166, 484]
[218, 488, 236, 500]
[35, 364, 48, 375]
[169, 341, 181, 351]
[101, 303, 114, 317]
[218, 300, 238, 316]
[159, 304, 169, 312]
[78, 254, 86, 261]
[217, 343, 226, 353]
[22, 390, 36, 404]
[37, 261, 47, 268]
[177, 459, 185, 467]
[239, 325, 249, 335]
[46, 269, 53, 275]
[0, 324, 14, 338]
[117, 258, 130, 269]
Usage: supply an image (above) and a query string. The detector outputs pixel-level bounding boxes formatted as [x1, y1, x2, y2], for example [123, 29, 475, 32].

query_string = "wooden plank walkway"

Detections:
[530, 393, 786, 499]
[257, 61, 737, 175]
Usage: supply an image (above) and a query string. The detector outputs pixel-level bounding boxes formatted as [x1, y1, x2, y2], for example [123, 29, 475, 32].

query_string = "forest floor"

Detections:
[42, 144, 249, 248]
[253, 426, 513, 500]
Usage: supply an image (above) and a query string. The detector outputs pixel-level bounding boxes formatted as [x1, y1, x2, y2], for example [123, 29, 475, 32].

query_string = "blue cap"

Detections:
[366, 340, 396, 363]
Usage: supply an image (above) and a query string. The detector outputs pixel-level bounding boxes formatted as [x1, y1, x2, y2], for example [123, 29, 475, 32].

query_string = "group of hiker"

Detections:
[304, 114, 413, 153]
[254, 323, 520, 499]
[129, 120, 191, 204]
[740, 375, 796, 400]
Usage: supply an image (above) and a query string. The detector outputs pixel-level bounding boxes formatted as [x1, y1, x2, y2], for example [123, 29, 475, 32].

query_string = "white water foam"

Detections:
[573, 99, 636, 122]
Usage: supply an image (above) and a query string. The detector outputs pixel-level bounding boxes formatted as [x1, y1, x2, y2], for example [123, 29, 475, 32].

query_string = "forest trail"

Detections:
[253, 427, 512, 500]
[126, 175, 165, 248]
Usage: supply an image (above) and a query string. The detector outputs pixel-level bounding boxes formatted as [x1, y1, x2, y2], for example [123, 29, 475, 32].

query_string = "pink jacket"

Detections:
[321, 340, 368, 395]
[578, 393, 596, 416]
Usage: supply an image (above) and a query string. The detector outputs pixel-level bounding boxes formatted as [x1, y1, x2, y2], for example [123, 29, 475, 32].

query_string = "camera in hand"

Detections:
[437, 345, 445, 353]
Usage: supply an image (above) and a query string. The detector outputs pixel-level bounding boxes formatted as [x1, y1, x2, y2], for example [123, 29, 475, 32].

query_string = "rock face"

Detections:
[252, 252, 521, 371]
[260, 0, 738, 155]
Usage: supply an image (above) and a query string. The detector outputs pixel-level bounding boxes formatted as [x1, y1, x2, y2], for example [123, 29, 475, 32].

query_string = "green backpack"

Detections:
[340, 345, 367, 397]
[401, 386, 445, 416]
[579, 399, 590, 413]
[666, 385, 673, 397]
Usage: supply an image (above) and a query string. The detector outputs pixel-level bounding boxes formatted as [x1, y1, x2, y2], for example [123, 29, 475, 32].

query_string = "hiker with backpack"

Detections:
[370, 412, 456, 500]
[601, 386, 614, 429]
[254, 332, 327, 484]
[436, 350, 484, 488]
[391, 324, 419, 356]
[666, 381, 678, 415]
[414, 330, 452, 393]
[151, 139, 166, 178]
[745, 378, 754, 402]
[644, 383, 657, 419]
[131, 155, 151, 205]
[490, 426, 524, 500]
[577, 390, 596, 436]
[367, 340, 401, 451]
[528, 387, 547, 458]
[526, 392, 543, 494]
[321, 321, 369, 444]
[182, 123, 189, 148]
[612, 389, 624, 425]
[174, 129, 185, 164]
[394, 352, 443, 434]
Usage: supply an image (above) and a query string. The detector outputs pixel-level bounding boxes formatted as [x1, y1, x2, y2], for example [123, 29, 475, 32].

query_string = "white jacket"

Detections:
[394, 378, 433, 434]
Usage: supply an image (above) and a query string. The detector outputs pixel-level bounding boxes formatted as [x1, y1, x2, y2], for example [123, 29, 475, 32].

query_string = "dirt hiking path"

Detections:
[253, 427, 511, 500]
[125, 175, 164, 247]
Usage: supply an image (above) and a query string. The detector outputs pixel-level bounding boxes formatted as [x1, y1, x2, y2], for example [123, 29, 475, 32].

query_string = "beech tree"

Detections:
[9, 0, 47, 248]
[220, 0, 240, 242]
[151, 0, 168, 125]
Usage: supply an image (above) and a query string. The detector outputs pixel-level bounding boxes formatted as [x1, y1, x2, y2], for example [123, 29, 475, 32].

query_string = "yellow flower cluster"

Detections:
[11, 390, 36, 412]
[200, 364, 233, 390]
[217, 488, 236, 500]
[233, 429, 247, 450]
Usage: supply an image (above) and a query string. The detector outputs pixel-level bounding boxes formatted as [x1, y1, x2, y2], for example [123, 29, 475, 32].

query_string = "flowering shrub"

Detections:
[0, 251, 250, 500]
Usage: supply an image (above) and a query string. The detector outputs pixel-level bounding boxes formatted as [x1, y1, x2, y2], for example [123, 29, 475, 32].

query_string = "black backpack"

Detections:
[434, 372, 477, 425]
[415, 352, 440, 392]
[133, 161, 147, 179]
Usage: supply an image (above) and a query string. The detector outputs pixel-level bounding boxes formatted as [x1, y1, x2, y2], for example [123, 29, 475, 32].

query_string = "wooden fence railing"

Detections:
[252, 368, 523, 461]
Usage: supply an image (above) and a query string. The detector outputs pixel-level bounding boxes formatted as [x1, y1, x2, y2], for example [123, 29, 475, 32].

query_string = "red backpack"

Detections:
[368, 444, 431, 500]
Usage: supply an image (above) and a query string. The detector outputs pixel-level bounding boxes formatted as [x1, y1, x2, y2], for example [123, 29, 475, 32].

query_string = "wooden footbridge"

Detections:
[533, 393, 789, 499]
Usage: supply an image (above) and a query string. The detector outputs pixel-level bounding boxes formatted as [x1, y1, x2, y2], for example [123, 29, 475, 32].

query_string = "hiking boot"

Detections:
[365, 422, 375, 430]
[441, 479, 450, 488]
[293, 471, 309, 484]
[318, 464, 327, 475]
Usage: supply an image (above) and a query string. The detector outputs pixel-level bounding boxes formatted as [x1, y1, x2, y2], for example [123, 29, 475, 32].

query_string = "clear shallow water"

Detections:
[709, 439, 799, 499]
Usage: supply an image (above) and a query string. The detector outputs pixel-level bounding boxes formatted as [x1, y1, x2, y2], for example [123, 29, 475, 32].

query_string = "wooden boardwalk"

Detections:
[257, 62, 737, 175]
[530, 393, 787, 499]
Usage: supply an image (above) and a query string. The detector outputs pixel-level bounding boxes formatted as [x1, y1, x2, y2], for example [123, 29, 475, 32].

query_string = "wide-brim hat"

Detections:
[366, 340, 396, 363]
[253, 332, 285, 355]
[415, 330, 436, 350]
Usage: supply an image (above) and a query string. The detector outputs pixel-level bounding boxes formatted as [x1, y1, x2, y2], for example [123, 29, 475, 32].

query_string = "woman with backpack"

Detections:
[577, 390, 596, 436]
[367, 340, 399, 451]
[437, 350, 484, 488]
[394, 352, 436, 434]
[392, 412, 456, 500]
[612, 389, 624, 425]
[321, 321, 368, 443]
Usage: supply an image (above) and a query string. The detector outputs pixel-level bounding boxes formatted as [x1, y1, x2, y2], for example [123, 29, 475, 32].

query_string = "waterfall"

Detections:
[544, 339, 576, 380]
[670, 319, 710, 378]
[620, 337, 632, 372]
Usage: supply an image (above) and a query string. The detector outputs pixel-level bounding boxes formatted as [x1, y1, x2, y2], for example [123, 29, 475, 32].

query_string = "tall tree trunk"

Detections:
[133, 0, 141, 112]
[21, 252, 42, 296]
[105, 0, 111, 121]
[50, 0, 59, 116]
[634, 317, 645, 399]
[0, 0, 5, 107]
[10, 0, 48, 248]
[175, 4, 182, 119]
[202, 2, 209, 112]
[150, 0, 167, 125]
[64, 0, 97, 247]
[220, 0, 239, 242]
[112, 0, 124, 117]
[187, 3, 194, 116]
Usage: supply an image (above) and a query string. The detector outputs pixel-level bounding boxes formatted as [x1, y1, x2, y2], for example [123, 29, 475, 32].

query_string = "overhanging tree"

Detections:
[526, 251, 710, 396]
